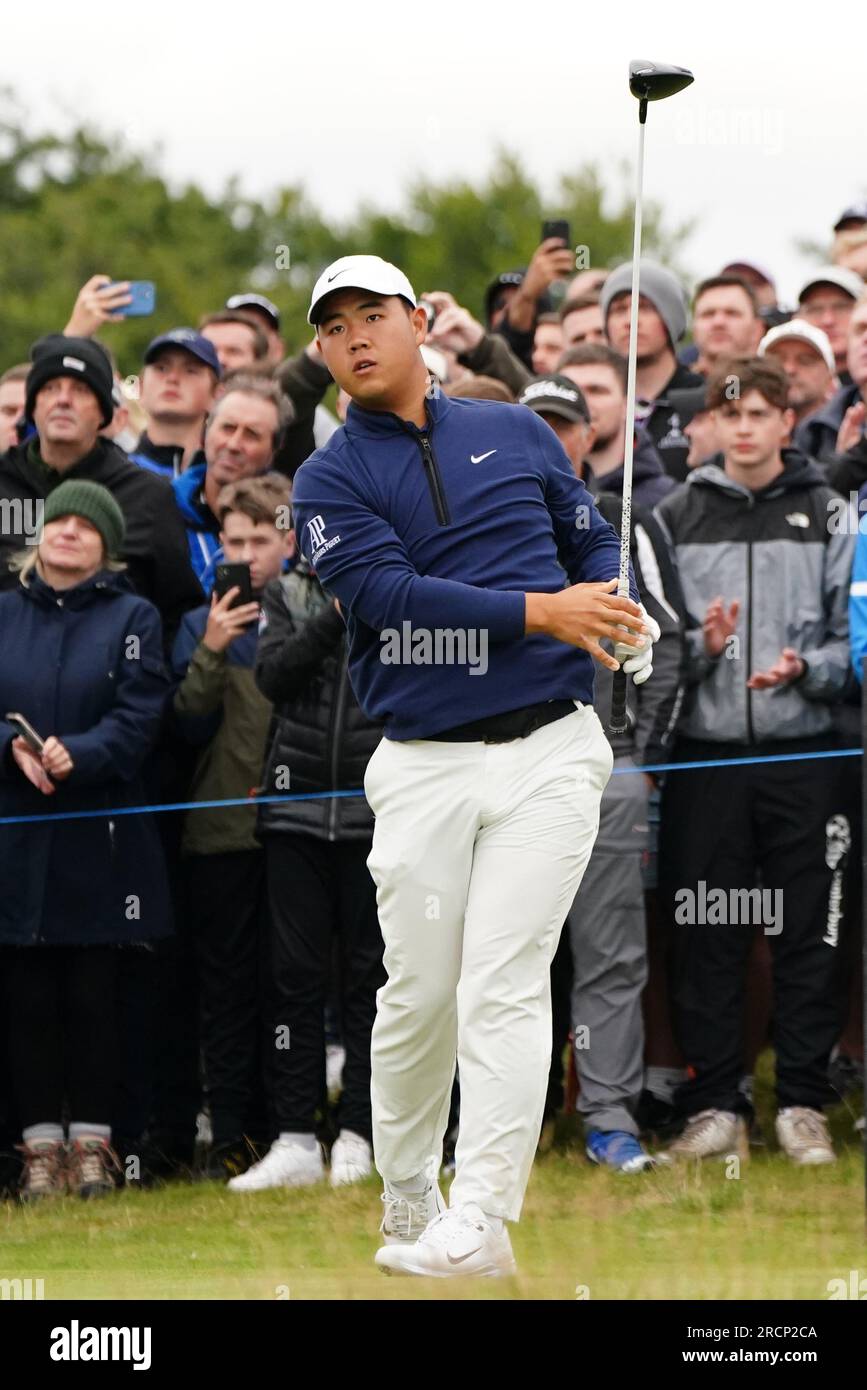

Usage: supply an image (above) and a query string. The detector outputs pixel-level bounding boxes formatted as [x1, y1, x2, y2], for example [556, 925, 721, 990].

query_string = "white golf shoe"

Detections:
[330, 1130, 373, 1187]
[375, 1203, 517, 1278]
[227, 1137, 325, 1192]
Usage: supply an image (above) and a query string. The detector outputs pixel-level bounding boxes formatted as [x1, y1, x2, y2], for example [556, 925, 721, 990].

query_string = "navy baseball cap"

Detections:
[226, 293, 281, 330]
[143, 328, 222, 377]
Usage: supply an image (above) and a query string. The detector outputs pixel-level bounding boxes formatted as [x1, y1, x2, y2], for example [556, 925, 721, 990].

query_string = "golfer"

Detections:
[292, 255, 659, 1277]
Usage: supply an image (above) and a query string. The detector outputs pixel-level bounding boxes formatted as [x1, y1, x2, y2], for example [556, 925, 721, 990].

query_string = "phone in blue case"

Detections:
[107, 280, 156, 317]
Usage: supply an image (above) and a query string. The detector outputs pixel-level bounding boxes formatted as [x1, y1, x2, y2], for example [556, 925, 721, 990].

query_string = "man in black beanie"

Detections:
[0, 334, 202, 644]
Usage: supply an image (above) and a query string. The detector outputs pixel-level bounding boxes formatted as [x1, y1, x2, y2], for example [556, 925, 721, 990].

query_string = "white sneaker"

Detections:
[776, 1107, 836, 1166]
[227, 1137, 324, 1192]
[330, 1130, 373, 1187]
[379, 1174, 447, 1245]
[666, 1109, 747, 1161]
[376, 1204, 517, 1278]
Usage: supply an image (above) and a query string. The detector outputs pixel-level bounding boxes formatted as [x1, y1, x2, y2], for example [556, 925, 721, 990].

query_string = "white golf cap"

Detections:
[796, 265, 865, 304]
[308, 255, 417, 326]
[758, 319, 836, 375]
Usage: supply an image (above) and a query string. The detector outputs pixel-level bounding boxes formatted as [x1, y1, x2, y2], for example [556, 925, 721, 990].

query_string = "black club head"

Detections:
[629, 60, 694, 103]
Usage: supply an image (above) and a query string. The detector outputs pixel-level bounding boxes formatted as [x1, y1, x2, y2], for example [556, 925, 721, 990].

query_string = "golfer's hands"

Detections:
[747, 647, 805, 690]
[11, 737, 56, 794]
[614, 604, 660, 685]
[64, 275, 132, 336]
[525, 578, 647, 672]
[203, 589, 260, 654]
[421, 291, 484, 354]
[703, 596, 740, 657]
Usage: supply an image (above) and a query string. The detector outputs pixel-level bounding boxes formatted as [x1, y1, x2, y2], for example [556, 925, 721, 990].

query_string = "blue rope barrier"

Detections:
[0, 745, 861, 827]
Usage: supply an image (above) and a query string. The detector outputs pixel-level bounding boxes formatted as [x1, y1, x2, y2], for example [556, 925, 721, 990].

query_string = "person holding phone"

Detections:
[491, 227, 576, 369]
[0, 480, 172, 1201]
[170, 473, 294, 1180]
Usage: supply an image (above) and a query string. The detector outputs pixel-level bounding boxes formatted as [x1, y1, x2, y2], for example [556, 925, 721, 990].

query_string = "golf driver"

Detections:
[610, 59, 694, 734]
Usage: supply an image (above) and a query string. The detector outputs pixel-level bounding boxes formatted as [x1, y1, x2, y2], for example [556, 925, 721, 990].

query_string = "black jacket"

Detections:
[795, 382, 862, 466]
[586, 429, 677, 510]
[0, 437, 203, 646]
[273, 348, 332, 478]
[646, 362, 706, 482]
[592, 493, 685, 765]
[254, 558, 383, 841]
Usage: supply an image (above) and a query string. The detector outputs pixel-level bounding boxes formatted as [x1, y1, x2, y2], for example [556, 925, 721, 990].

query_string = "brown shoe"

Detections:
[67, 1136, 123, 1199]
[17, 1139, 67, 1202]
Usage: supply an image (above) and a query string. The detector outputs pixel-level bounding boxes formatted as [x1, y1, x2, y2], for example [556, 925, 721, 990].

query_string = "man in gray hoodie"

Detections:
[655, 356, 854, 1169]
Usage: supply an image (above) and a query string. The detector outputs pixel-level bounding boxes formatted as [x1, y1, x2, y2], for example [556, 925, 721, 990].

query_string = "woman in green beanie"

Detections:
[0, 480, 173, 1201]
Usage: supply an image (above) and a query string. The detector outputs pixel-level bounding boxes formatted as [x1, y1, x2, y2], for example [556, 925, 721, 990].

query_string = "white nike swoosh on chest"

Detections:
[470, 450, 497, 464]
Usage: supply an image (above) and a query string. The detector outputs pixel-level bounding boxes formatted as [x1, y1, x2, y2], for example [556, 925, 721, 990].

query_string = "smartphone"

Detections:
[214, 563, 253, 610]
[6, 711, 45, 754]
[542, 219, 571, 247]
[106, 280, 156, 318]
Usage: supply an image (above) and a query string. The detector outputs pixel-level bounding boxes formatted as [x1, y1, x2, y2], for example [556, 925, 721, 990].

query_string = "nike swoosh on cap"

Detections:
[326, 269, 347, 283]
[470, 450, 497, 464]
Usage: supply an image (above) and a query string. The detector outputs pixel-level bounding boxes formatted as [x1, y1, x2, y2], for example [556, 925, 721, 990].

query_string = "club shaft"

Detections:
[618, 117, 646, 599]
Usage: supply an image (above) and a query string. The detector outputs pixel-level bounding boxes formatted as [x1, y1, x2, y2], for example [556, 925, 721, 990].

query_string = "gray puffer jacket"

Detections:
[655, 451, 854, 745]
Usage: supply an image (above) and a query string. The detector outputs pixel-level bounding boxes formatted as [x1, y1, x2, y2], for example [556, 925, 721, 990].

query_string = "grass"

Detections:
[3, 1060, 866, 1301]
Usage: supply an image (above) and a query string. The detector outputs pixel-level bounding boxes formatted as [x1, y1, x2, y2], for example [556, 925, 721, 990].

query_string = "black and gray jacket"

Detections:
[254, 556, 382, 841]
[655, 450, 854, 745]
[592, 493, 685, 765]
[794, 381, 862, 467]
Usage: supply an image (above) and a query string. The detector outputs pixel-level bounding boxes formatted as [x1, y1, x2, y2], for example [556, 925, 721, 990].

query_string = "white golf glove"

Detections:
[614, 605, 660, 686]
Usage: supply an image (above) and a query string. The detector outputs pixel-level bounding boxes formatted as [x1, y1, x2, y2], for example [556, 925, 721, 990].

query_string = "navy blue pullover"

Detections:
[291, 390, 638, 739]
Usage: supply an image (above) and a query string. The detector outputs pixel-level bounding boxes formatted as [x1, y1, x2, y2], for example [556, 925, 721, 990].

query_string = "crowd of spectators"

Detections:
[3, 197, 867, 1198]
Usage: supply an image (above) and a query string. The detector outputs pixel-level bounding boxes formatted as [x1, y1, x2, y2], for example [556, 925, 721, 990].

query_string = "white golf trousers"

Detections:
[364, 700, 613, 1221]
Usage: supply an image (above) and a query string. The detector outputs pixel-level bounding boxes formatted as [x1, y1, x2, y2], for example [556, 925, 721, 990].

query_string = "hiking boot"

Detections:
[17, 1139, 67, 1202]
[67, 1136, 123, 1198]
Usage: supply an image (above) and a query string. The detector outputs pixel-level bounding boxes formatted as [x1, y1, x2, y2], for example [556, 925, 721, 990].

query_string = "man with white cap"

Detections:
[290, 254, 659, 1277]
[795, 290, 867, 466]
[758, 321, 837, 428]
[796, 266, 865, 383]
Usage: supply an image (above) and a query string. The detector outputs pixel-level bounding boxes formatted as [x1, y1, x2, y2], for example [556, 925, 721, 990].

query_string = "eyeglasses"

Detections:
[800, 300, 852, 319]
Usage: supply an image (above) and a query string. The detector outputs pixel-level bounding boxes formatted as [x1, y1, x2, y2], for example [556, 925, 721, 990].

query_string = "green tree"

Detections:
[0, 101, 695, 371]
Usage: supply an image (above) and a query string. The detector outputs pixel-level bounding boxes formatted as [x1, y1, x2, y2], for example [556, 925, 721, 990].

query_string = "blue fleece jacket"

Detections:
[172, 461, 222, 592]
[291, 391, 638, 739]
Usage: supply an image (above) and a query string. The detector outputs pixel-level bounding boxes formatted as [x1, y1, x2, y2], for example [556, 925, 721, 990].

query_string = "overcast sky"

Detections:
[6, 0, 863, 307]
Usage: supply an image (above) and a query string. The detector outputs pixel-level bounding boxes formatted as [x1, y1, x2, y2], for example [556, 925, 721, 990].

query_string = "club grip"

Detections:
[610, 667, 628, 734]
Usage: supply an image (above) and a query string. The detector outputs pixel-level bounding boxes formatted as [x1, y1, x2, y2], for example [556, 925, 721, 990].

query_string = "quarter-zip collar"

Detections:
[344, 388, 453, 439]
